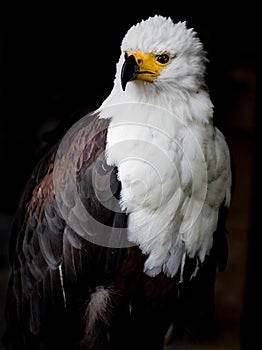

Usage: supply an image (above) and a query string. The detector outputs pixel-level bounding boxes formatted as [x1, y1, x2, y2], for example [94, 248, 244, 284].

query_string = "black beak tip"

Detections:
[121, 80, 127, 91]
[121, 54, 138, 92]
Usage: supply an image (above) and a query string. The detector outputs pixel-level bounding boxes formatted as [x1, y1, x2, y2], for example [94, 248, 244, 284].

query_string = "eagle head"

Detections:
[119, 15, 207, 92]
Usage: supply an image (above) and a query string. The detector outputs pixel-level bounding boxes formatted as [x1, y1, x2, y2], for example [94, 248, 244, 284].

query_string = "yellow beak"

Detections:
[130, 52, 161, 82]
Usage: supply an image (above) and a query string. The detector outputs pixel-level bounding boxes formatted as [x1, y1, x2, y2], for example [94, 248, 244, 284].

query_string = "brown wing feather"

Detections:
[2, 113, 127, 349]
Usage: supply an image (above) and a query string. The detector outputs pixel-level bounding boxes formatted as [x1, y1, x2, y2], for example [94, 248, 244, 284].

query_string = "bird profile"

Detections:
[1, 15, 232, 350]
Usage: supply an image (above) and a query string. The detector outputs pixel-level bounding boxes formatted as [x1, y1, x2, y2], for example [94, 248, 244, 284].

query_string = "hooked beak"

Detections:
[121, 55, 138, 91]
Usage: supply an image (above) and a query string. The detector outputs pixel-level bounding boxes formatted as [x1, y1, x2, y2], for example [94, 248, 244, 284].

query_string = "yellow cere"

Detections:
[126, 51, 171, 82]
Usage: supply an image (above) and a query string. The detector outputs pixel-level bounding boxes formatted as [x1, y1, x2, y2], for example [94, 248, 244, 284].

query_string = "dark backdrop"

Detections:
[0, 3, 259, 349]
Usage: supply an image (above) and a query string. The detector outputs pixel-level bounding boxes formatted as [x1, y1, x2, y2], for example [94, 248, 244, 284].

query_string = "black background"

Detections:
[0, 2, 260, 348]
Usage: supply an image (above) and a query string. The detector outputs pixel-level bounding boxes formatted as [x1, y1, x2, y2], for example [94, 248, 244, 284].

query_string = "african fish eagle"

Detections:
[1, 15, 232, 350]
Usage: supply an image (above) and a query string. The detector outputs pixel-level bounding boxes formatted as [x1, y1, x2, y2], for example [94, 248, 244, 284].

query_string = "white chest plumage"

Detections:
[99, 93, 231, 278]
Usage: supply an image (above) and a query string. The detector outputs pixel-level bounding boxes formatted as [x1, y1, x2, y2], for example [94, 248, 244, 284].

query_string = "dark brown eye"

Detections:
[156, 54, 170, 64]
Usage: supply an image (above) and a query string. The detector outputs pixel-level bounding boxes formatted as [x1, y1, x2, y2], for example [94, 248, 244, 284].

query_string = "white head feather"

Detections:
[121, 15, 207, 91]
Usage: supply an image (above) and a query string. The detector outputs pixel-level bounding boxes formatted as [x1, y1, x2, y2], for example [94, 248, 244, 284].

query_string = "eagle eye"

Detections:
[156, 53, 170, 64]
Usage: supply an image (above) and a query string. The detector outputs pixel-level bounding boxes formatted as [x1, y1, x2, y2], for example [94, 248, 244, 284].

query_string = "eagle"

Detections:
[1, 15, 232, 350]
